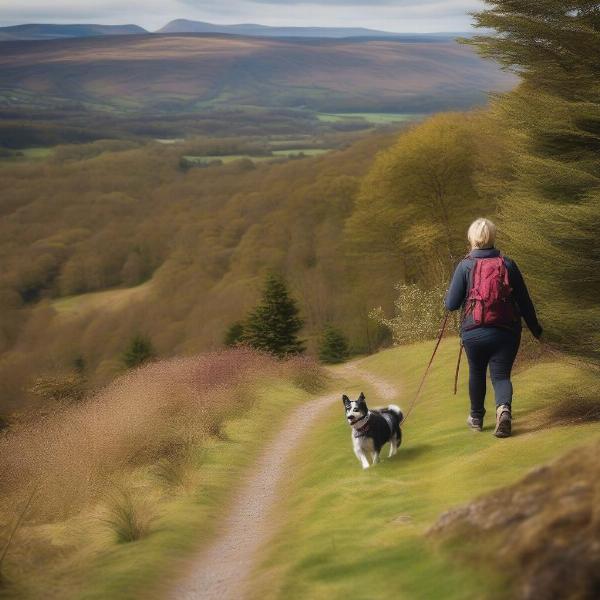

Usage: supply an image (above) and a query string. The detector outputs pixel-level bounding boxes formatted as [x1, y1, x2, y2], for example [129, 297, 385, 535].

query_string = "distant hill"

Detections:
[157, 19, 468, 40]
[0, 34, 515, 114]
[0, 23, 147, 41]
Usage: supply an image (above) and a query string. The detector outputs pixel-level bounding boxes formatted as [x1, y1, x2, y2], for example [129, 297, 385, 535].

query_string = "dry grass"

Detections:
[0, 347, 325, 593]
[0, 348, 322, 521]
[101, 488, 156, 544]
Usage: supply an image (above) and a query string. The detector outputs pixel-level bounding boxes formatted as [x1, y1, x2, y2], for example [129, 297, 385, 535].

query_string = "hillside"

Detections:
[0, 23, 147, 41]
[0, 34, 516, 113]
[246, 343, 600, 600]
[0, 112, 510, 414]
[1, 341, 597, 598]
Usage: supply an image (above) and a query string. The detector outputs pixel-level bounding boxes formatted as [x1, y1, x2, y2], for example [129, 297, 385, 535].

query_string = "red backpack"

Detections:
[464, 256, 516, 329]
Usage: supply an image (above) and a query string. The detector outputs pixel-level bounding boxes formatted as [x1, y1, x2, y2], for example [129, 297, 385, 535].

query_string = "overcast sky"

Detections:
[0, 1, 484, 33]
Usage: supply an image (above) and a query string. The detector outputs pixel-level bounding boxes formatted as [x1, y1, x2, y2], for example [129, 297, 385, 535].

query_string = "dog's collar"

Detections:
[352, 411, 371, 437]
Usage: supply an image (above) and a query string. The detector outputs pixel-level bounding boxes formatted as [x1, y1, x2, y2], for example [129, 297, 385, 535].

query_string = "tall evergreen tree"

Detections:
[318, 325, 349, 364]
[243, 274, 304, 358]
[467, 1, 600, 359]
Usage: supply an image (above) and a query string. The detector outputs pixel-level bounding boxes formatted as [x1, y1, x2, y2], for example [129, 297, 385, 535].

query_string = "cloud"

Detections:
[0, 0, 483, 32]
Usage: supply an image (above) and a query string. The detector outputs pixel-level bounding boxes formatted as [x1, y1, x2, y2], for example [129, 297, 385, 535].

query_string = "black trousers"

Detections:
[462, 327, 521, 419]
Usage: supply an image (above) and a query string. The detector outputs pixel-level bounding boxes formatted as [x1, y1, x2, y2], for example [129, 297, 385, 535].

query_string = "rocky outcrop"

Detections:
[429, 440, 600, 600]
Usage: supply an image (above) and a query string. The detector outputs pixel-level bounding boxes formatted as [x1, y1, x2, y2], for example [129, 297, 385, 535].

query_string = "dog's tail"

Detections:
[388, 404, 404, 424]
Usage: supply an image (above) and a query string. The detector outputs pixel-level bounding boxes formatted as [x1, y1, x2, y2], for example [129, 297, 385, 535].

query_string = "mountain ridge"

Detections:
[0, 20, 473, 42]
[0, 23, 147, 41]
[157, 19, 471, 39]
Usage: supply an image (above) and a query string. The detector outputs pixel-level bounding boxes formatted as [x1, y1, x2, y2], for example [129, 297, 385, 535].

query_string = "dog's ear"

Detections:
[342, 394, 351, 408]
[358, 392, 366, 403]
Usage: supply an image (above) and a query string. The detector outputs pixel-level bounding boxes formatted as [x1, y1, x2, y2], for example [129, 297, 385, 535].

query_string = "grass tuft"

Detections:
[102, 488, 155, 544]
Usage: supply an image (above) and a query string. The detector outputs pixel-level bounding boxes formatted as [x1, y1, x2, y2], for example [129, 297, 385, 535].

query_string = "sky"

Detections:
[0, 1, 484, 33]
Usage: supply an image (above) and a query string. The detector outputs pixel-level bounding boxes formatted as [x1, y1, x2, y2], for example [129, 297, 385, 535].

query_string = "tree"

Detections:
[224, 321, 245, 347]
[345, 113, 504, 285]
[121, 335, 156, 369]
[242, 274, 304, 357]
[318, 325, 349, 364]
[467, 1, 600, 359]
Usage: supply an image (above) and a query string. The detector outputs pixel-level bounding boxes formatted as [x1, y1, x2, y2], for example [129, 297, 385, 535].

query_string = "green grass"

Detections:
[16, 378, 318, 600]
[248, 339, 600, 599]
[52, 282, 152, 316]
[183, 150, 331, 165]
[0, 147, 53, 162]
[183, 154, 275, 164]
[271, 149, 331, 157]
[317, 112, 424, 124]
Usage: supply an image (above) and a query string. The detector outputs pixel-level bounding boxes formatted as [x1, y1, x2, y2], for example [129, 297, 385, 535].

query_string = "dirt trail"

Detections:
[170, 364, 399, 600]
[343, 362, 398, 403]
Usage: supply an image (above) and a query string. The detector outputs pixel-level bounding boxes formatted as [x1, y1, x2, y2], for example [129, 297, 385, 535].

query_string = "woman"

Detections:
[445, 218, 542, 438]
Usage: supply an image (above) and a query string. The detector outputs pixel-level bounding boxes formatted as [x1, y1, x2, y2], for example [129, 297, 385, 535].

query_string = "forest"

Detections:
[0, 111, 514, 415]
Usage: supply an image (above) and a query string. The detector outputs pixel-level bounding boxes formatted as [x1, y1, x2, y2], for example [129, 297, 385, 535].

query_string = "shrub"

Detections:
[371, 283, 451, 345]
[29, 373, 86, 404]
[318, 325, 349, 364]
[224, 321, 245, 347]
[121, 335, 156, 369]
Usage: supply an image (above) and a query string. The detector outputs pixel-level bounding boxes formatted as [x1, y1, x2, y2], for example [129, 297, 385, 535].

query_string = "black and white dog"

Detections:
[343, 393, 403, 469]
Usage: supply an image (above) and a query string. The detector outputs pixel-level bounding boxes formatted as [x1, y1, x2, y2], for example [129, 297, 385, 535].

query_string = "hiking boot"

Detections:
[467, 415, 483, 432]
[494, 404, 512, 438]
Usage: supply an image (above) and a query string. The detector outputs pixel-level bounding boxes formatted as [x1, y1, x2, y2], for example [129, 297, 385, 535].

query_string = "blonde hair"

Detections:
[468, 218, 496, 249]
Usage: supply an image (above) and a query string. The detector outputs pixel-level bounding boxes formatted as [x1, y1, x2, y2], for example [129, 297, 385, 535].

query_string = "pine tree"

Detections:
[243, 274, 304, 358]
[121, 335, 156, 369]
[466, 1, 600, 359]
[318, 325, 349, 364]
[224, 321, 245, 347]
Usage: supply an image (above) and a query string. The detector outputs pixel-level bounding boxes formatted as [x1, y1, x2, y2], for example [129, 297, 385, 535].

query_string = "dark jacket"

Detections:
[444, 248, 543, 338]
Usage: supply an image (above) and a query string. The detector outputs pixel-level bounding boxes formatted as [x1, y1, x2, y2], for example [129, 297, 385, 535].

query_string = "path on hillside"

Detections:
[170, 363, 399, 600]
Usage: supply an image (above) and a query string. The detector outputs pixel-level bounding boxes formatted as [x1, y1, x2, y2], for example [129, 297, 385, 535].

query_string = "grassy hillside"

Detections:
[0, 349, 324, 599]
[248, 340, 600, 599]
[0, 34, 515, 114]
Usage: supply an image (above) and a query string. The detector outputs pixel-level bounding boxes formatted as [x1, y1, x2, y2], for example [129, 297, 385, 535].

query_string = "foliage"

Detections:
[121, 335, 156, 369]
[467, 0, 600, 359]
[29, 373, 86, 404]
[224, 322, 245, 347]
[371, 283, 450, 345]
[345, 112, 510, 285]
[318, 325, 349, 364]
[242, 274, 305, 358]
[0, 133, 391, 412]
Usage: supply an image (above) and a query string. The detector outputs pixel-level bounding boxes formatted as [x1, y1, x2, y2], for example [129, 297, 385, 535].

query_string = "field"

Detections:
[182, 149, 332, 165]
[51, 282, 153, 316]
[317, 113, 424, 124]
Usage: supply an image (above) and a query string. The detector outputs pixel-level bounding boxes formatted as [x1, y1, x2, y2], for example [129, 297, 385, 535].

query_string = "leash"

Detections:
[401, 312, 450, 425]
[453, 342, 463, 395]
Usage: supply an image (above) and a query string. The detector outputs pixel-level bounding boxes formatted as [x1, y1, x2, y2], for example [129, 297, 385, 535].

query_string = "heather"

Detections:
[0, 348, 324, 594]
